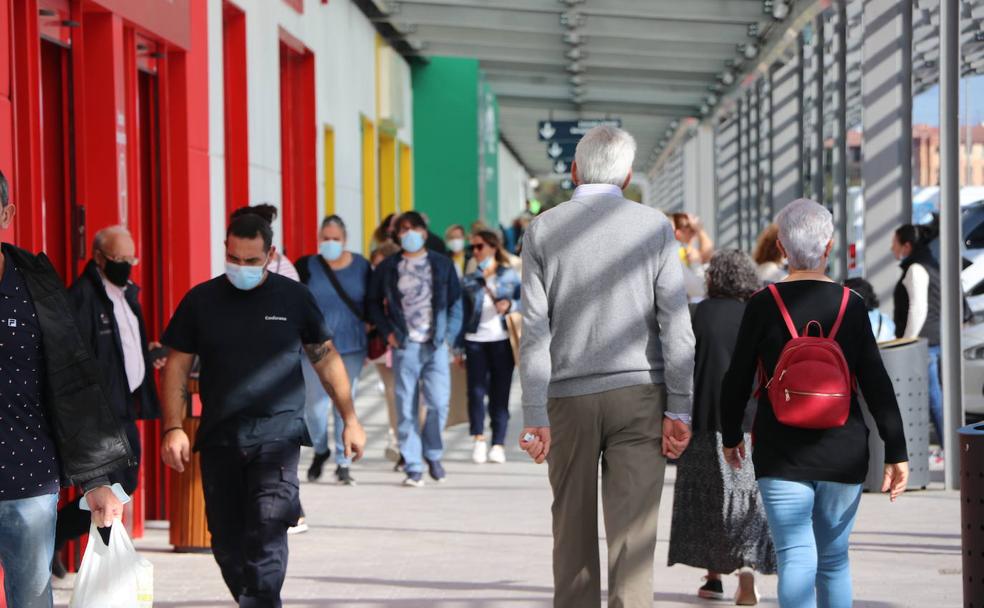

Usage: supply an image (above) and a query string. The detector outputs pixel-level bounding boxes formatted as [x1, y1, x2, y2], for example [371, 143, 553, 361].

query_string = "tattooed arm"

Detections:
[304, 340, 365, 460]
[160, 349, 195, 473]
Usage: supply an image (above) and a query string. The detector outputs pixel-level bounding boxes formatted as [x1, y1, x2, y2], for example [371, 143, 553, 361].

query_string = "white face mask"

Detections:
[447, 238, 465, 253]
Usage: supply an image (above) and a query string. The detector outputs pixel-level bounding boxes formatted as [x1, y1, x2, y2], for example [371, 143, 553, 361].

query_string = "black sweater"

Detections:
[720, 281, 908, 484]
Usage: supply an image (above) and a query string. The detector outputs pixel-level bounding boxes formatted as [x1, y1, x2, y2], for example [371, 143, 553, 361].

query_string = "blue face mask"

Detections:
[320, 240, 344, 262]
[477, 257, 493, 271]
[401, 230, 426, 253]
[226, 262, 266, 291]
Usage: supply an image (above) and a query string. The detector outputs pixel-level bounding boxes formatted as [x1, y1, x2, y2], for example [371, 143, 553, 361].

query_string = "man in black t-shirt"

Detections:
[160, 214, 366, 607]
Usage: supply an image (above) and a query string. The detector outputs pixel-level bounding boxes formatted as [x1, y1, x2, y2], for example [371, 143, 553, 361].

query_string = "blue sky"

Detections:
[913, 74, 984, 125]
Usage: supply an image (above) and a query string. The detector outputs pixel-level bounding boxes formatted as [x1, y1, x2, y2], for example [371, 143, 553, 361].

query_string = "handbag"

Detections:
[318, 257, 386, 360]
[483, 283, 522, 366]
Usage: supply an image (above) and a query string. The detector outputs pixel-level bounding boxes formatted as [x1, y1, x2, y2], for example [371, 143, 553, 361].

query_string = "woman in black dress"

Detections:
[668, 250, 776, 605]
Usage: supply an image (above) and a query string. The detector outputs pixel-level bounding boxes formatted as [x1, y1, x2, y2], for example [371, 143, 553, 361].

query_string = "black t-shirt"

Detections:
[162, 272, 331, 450]
[720, 281, 908, 485]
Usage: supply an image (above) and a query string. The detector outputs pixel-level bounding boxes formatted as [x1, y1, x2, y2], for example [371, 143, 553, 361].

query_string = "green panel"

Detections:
[479, 77, 499, 226]
[412, 57, 480, 237]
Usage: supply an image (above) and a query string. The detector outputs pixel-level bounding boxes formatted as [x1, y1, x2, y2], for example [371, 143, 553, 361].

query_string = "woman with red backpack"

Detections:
[720, 199, 909, 607]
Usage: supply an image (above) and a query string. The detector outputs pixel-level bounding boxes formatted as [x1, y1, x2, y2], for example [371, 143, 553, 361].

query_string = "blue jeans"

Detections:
[303, 351, 365, 467]
[927, 345, 944, 448]
[0, 493, 58, 608]
[757, 478, 862, 608]
[393, 341, 451, 474]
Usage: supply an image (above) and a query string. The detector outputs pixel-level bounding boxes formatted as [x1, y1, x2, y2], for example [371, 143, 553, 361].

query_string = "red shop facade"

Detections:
[0, 0, 211, 587]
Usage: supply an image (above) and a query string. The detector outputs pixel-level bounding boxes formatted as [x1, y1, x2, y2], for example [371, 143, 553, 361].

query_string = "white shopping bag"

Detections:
[69, 518, 154, 608]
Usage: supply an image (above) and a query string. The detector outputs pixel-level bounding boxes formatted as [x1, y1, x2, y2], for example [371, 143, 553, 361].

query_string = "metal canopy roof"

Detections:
[374, 0, 786, 176]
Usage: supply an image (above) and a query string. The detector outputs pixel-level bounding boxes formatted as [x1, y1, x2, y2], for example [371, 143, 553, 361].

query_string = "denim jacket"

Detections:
[456, 265, 521, 348]
[367, 250, 463, 348]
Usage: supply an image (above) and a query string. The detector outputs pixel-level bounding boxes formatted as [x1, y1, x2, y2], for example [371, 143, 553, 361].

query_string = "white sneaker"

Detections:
[488, 445, 506, 464]
[287, 517, 309, 535]
[472, 440, 489, 464]
[384, 431, 400, 462]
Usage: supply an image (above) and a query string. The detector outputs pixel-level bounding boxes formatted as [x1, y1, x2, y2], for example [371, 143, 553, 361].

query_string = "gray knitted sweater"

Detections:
[519, 185, 696, 427]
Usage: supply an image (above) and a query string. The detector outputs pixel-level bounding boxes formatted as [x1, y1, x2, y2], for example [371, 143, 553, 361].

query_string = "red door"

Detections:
[39, 37, 79, 281]
[278, 36, 316, 260]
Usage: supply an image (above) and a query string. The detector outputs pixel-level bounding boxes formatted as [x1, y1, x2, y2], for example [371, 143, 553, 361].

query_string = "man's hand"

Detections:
[495, 299, 511, 315]
[161, 428, 191, 473]
[387, 333, 400, 349]
[882, 461, 909, 502]
[662, 417, 691, 459]
[519, 427, 551, 464]
[723, 440, 747, 470]
[341, 415, 367, 461]
[149, 341, 167, 370]
[85, 486, 123, 527]
[453, 354, 466, 368]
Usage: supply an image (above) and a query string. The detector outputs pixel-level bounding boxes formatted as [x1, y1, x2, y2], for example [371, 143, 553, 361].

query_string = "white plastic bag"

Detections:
[69, 518, 154, 608]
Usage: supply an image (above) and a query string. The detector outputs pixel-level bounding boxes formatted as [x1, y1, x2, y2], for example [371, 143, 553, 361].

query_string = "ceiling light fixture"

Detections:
[669, 120, 680, 130]
[720, 71, 735, 85]
[772, 0, 790, 20]
[565, 47, 584, 60]
[743, 43, 759, 59]
[700, 104, 710, 115]
[569, 74, 585, 86]
[560, 10, 584, 27]
[566, 61, 585, 73]
[706, 94, 719, 105]
[563, 31, 584, 45]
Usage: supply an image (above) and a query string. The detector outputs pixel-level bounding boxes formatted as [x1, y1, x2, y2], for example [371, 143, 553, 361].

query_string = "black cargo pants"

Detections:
[200, 440, 301, 608]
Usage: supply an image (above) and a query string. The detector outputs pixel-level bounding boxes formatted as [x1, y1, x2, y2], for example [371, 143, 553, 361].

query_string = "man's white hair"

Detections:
[774, 198, 834, 271]
[92, 225, 131, 255]
[574, 126, 636, 186]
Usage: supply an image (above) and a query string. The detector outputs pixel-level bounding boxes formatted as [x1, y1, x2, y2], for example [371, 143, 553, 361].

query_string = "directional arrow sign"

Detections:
[553, 159, 570, 174]
[537, 118, 623, 141]
[546, 141, 577, 160]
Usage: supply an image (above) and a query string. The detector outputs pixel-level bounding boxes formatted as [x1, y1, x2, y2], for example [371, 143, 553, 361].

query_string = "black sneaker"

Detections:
[425, 459, 446, 483]
[51, 553, 67, 579]
[307, 450, 331, 482]
[403, 472, 424, 487]
[697, 577, 725, 600]
[335, 465, 356, 486]
[393, 455, 406, 473]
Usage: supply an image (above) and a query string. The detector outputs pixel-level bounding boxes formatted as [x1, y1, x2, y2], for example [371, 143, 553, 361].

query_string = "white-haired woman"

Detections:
[720, 199, 909, 607]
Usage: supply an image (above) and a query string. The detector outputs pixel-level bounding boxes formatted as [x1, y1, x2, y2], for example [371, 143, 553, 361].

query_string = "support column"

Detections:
[771, 51, 802, 210]
[939, 0, 962, 490]
[759, 78, 773, 225]
[812, 16, 825, 206]
[738, 97, 749, 250]
[861, 0, 912, 310]
[715, 116, 740, 250]
[832, 1, 851, 280]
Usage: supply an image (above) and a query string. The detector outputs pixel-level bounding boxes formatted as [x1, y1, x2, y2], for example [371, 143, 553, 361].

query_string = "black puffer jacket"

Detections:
[3, 244, 133, 485]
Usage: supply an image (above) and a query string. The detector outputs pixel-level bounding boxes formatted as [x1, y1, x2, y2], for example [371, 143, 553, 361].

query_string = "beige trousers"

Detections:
[547, 384, 667, 608]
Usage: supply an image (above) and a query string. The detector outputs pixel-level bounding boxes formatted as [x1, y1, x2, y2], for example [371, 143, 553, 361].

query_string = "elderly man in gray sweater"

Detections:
[519, 126, 696, 608]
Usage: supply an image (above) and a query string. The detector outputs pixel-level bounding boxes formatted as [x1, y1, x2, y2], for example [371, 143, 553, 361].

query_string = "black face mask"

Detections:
[103, 259, 132, 287]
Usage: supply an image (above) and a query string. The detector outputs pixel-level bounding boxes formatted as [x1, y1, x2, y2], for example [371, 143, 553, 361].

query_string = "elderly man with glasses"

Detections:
[51, 225, 167, 576]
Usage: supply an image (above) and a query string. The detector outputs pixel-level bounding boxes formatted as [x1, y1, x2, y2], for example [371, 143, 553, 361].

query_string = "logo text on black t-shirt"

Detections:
[265, 315, 287, 322]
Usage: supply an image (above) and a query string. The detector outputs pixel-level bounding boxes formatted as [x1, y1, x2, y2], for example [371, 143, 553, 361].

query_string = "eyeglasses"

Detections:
[98, 249, 139, 266]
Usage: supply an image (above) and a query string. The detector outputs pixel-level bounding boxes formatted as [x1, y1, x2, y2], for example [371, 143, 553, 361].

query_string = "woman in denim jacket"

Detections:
[456, 230, 521, 465]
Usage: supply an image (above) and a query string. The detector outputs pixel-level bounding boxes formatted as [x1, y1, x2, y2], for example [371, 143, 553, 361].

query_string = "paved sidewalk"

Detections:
[53, 370, 963, 607]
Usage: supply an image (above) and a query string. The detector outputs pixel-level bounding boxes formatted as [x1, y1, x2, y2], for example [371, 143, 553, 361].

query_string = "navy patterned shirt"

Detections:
[0, 258, 60, 499]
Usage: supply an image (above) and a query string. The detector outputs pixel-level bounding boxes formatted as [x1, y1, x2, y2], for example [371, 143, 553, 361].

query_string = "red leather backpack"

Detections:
[764, 284, 853, 429]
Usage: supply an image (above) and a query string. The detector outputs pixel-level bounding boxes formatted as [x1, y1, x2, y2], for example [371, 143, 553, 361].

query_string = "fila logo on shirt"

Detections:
[264, 316, 287, 322]
[6, 319, 15, 328]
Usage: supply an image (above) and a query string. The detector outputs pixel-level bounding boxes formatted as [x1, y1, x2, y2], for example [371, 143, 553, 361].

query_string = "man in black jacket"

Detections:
[0, 171, 131, 607]
[52, 225, 165, 575]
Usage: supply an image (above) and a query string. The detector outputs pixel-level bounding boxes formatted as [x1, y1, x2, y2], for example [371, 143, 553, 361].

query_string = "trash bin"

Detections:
[861, 339, 931, 492]
[960, 422, 984, 606]
[168, 376, 211, 553]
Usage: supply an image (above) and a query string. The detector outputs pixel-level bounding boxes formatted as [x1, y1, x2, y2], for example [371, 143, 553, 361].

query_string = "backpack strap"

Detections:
[828, 287, 851, 340]
[767, 283, 799, 339]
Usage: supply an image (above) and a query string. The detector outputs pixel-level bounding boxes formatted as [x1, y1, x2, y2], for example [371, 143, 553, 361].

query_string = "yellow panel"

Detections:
[362, 117, 378, 254]
[399, 142, 413, 211]
[379, 134, 397, 220]
[324, 126, 335, 216]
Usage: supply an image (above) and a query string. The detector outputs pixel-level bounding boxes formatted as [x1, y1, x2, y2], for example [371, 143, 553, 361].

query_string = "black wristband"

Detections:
[161, 426, 183, 438]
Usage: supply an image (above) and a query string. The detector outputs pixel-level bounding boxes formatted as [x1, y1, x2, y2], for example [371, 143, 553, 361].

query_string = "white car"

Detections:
[964, 322, 984, 418]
